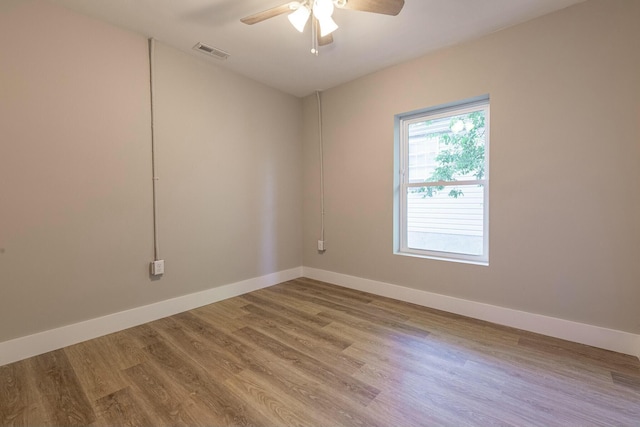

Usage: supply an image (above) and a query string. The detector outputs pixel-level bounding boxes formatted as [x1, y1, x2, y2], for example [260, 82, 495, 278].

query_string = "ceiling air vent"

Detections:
[193, 42, 230, 60]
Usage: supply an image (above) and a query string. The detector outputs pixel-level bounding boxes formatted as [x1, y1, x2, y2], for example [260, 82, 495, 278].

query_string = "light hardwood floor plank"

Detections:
[142, 341, 262, 426]
[235, 326, 380, 406]
[240, 302, 353, 350]
[29, 350, 95, 426]
[240, 293, 332, 327]
[235, 311, 365, 375]
[151, 316, 244, 381]
[0, 361, 32, 426]
[93, 386, 154, 427]
[64, 339, 129, 402]
[123, 362, 204, 426]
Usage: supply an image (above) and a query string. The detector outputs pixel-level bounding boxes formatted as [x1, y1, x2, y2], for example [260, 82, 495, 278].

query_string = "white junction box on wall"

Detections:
[150, 260, 165, 276]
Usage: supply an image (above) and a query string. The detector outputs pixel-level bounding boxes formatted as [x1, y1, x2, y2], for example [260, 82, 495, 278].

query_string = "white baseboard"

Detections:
[303, 267, 640, 359]
[0, 267, 303, 367]
[3, 265, 638, 366]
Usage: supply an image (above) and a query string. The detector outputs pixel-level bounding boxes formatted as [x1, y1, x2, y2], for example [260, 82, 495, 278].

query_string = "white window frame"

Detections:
[394, 96, 490, 265]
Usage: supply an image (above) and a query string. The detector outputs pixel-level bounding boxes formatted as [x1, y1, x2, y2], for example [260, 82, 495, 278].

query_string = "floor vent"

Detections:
[193, 42, 230, 60]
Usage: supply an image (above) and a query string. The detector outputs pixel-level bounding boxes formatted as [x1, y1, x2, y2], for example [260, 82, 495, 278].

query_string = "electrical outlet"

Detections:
[150, 260, 165, 276]
[317, 240, 325, 251]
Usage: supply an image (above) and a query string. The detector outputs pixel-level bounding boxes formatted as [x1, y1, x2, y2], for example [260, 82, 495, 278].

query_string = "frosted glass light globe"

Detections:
[313, 0, 334, 19]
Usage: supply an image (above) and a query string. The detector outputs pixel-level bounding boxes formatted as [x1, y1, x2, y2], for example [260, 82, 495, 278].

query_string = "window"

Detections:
[395, 96, 489, 264]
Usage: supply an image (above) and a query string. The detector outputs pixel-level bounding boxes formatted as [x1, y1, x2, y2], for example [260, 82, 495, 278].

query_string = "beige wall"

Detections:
[1, 0, 638, 345]
[302, 0, 640, 333]
[153, 43, 302, 289]
[0, 1, 302, 342]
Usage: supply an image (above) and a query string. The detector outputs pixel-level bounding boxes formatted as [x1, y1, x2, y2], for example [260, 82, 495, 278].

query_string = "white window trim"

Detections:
[394, 96, 490, 265]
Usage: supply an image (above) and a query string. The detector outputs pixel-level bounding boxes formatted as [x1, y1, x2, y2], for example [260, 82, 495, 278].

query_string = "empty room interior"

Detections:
[1, 0, 639, 425]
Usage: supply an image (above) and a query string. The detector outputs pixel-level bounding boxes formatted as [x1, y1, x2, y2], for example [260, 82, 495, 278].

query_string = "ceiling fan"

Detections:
[241, 0, 405, 55]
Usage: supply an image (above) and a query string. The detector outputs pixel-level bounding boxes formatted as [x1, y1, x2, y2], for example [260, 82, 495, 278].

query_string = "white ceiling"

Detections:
[51, 0, 585, 97]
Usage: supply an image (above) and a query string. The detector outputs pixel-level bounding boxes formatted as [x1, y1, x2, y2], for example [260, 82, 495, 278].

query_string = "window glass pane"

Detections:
[407, 110, 486, 183]
[407, 184, 484, 256]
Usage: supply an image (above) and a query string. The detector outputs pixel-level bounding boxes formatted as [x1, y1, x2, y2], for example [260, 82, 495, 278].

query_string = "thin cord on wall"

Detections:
[316, 91, 325, 244]
[149, 38, 160, 261]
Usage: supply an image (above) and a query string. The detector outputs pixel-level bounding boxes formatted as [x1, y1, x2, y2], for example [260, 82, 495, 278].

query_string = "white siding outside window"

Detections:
[395, 97, 489, 264]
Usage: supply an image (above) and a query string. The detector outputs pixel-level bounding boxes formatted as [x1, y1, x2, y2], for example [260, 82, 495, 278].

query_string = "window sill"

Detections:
[394, 250, 489, 266]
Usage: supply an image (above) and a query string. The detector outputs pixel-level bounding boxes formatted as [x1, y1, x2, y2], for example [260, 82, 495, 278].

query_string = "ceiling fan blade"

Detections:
[338, 0, 404, 16]
[241, 2, 300, 25]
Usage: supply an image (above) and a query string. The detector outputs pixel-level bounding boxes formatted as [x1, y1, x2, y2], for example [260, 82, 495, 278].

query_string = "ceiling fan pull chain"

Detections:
[311, 16, 319, 55]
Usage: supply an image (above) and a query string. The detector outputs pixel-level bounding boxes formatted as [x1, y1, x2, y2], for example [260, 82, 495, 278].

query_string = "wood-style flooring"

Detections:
[1, 278, 639, 426]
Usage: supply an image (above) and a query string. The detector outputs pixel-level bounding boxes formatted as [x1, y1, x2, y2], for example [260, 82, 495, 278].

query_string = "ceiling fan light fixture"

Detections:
[318, 15, 339, 37]
[313, 0, 334, 19]
[241, 0, 406, 56]
[288, 4, 311, 32]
